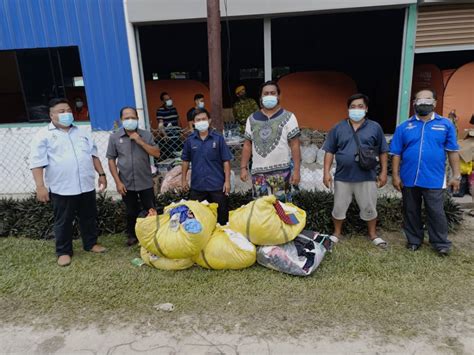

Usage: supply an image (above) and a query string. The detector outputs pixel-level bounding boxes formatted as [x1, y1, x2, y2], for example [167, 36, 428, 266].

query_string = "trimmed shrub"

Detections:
[0, 191, 462, 239]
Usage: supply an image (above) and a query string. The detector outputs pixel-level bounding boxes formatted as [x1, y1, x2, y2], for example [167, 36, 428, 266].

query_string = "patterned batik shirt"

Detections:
[244, 109, 301, 175]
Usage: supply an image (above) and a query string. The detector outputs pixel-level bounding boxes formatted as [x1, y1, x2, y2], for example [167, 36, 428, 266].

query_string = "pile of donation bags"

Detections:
[135, 195, 334, 276]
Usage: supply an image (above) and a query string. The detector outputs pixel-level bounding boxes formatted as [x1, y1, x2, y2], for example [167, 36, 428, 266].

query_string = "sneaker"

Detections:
[406, 244, 421, 251]
[437, 248, 450, 257]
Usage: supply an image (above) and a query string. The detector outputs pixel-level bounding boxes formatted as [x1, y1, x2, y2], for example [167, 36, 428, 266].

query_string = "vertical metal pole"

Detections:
[264, 18, 272, 81]
[207, 0, 224, 131]
[397, 4, 418, 125]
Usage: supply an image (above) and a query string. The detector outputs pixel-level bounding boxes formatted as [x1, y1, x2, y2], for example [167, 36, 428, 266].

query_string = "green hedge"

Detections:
[0, 191, 463, 239]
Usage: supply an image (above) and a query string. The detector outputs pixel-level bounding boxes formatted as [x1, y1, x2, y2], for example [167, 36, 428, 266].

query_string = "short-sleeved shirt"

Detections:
[157, 105, 179, 127]
[106, 128, 157, 191]
[29, 123, 98, 196]
[322, 119, 389, 182]
[181, 130, 233, 191]
[390, 114, 459, 189]
[244, 109, 300, 175]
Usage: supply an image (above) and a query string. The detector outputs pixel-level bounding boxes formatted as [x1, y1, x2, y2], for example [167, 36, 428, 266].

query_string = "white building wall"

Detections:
[127, 0, 416, 23]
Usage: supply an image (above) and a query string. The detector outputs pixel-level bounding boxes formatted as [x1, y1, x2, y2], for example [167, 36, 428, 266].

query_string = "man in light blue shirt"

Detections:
[30, 98, 108, 266]
[390, 89, 461, 256]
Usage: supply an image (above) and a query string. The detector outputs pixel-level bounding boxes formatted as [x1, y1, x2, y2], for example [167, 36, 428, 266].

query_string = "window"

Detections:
[0, 46, 89, 124]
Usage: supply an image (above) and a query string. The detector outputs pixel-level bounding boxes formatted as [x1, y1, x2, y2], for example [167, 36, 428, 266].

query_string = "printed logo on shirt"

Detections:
[119, 138, 123, 144]
[405, 122, 416, 130]
[192, 145, 198, 150]
[212, 142, 216, 149]
[431, 124, 446, 131]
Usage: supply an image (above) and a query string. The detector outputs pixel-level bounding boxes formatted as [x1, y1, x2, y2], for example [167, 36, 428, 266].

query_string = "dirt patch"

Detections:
[1, 324, 473, 354]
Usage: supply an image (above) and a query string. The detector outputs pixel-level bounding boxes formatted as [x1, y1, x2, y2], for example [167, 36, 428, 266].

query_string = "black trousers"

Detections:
[402, 187, 451, 251]
[50, 190, 98, 256]
[189, 189, 229, 225]
[122, 188, 155, 239]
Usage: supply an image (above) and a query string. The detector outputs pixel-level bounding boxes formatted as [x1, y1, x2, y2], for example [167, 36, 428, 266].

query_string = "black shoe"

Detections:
[437, 248, 450, 257]
[126, 237, 138, 246]
[406, 244, 420, 251]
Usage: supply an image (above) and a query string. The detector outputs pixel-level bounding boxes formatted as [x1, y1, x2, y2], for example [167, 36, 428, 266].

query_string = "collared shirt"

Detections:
[157, 105, 179, 127]
[106, 128, 157, 191]
[29, 123, 98, 196]
[181, 130, 233, 191]
[244, 109, 301, 175]
[323, 119, 389, 182]
[390, 113, 459, 189]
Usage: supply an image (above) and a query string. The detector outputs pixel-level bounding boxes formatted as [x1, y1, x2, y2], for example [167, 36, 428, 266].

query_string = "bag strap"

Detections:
[348, 120, 362, 150]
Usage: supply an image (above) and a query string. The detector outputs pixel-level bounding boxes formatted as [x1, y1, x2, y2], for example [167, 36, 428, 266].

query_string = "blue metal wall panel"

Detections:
[0, 0, 135, 130]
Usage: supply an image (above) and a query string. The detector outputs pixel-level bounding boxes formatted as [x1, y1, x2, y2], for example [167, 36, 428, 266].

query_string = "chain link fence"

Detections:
[0, 124, 399, 199]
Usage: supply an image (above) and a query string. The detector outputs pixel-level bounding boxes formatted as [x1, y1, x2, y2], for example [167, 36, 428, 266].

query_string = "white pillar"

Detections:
[264, 17, 272, 82]
[123, 0, 149, 130]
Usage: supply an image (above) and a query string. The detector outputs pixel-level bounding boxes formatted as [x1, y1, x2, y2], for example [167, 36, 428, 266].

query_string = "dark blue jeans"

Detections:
[402, 187, 451, 251]
[50, 190, 98, 256]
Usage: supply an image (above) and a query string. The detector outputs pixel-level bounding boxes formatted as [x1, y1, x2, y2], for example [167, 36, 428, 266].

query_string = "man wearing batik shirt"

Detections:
[240, 81, 301, 201]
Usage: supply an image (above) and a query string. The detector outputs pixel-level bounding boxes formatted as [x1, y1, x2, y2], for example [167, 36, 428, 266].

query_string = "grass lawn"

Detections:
[1, 222, 473, 340]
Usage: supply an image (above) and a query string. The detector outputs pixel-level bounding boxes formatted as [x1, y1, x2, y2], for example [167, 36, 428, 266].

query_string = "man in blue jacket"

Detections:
[390, 89, 461, 256]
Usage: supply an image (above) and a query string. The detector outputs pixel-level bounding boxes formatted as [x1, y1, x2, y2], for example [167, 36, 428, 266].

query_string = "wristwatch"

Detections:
[99, 173, 106, 177]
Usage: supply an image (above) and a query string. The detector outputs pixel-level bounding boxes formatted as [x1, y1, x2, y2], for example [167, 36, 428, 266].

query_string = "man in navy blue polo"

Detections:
[322, 93, 389, 248]
[181, 108, 233, 225]
[390, 88, 461, 256]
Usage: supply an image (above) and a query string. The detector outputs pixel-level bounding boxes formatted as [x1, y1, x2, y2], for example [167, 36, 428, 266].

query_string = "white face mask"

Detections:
[75, 101, 84, 108]
[194, 120, 209, 132]
[197, 101, 205, 109]
[165, 99, 173, 107]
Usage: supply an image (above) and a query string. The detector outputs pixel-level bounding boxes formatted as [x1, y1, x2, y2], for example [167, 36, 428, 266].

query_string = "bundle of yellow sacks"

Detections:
[136, 195, 307, 271]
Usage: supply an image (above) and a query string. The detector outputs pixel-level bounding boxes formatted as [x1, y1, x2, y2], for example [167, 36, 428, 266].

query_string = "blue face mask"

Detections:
[58, 112, 74, 127]
[197, 101, 205, 109]
[348, 109, 366, 122]
[261, 95, 278, 109]
[123, 119, 138, 131]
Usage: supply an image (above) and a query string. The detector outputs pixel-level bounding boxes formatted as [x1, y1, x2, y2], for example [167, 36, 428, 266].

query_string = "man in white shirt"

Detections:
[240, 80, 301, 202]
[30, 98, 107, 266]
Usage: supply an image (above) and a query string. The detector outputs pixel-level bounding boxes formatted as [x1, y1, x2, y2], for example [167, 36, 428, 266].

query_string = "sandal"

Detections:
[371, 237, 388, 249]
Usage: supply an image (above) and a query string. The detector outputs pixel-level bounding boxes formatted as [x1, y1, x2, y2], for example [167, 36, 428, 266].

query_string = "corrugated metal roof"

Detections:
[0, 0, 135, 130]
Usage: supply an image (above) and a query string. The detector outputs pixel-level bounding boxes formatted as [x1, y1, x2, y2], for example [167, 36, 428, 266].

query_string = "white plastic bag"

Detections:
[301, 144, 318, 164]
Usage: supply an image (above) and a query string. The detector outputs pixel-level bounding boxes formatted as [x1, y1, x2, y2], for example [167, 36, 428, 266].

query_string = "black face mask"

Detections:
[414, 104, 434, 117]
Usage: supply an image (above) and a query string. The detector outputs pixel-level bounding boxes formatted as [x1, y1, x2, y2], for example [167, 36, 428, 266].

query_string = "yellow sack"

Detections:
[140, 247, 193, 271]
[135, 200, 218, 259]
[194, 227, 256, 270]
[229, 195, 306, 245]
[460, 160, 473, 175]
